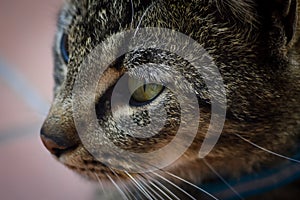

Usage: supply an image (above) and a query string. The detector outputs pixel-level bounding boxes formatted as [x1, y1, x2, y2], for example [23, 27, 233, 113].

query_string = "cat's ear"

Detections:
[258, 0, 298, 45]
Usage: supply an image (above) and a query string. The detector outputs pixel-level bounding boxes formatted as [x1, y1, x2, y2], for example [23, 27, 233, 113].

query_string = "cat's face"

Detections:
[41, 0, 300, 198]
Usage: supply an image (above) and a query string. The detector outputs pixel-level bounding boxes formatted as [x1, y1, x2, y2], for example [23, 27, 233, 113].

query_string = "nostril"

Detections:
[40, 133, 78, 157]
[40, 116, 80, 157]
[51, 147, 77, 158]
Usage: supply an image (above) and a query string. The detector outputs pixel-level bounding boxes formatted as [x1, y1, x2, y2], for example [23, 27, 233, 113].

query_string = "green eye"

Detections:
[128, 77, 164, 104]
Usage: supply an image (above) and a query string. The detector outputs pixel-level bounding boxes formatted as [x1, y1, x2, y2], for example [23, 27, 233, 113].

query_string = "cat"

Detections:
[41, 0, 300, 199]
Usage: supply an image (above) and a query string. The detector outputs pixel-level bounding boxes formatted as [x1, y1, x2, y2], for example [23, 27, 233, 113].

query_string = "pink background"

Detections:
[0, 0, 96, 199]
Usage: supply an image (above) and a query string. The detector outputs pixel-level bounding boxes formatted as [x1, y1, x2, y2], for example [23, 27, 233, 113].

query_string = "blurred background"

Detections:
[0, 0, 96, 199]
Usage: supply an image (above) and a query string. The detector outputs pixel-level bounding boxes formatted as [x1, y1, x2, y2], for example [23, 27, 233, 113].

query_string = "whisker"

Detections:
[144, 175, 180, 200]
[106, 173, 129, 200]
[151, 171, 197, 200]
[130, 0, 134, 29]
[136, 177, 159, 200]
[93, 172, 106, 195]
[109, 168, 137, 200]
[157, 170, 219, 200]
[149, 180, 175, 200]
[136, 174, 165, 200]
[124, 171, 154, 200]
[202, 159, 244, 200]
[133, 2, 156, 37]
[235, 133, 300, 164]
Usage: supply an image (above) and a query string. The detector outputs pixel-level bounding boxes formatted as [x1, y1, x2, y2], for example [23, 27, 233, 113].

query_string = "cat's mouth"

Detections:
[56, 144, 142, 183]
[55, 142, 200, 187]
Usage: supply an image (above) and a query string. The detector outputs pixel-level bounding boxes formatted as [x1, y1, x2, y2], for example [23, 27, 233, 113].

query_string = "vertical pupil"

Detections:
[60, 33, 69, 63]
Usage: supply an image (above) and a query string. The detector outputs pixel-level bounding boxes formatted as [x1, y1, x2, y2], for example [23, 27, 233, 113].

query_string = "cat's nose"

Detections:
[40, 98, 81, 157]
[40, 127, 78, 157]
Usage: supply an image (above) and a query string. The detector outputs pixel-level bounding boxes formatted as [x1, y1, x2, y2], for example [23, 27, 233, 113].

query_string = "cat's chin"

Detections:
[54, 140, 288, 189]
[55, 144, 201, 186]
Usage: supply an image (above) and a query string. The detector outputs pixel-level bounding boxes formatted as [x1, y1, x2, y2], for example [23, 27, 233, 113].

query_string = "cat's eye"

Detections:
[128, 77, 164, 105]
[60, 33, 69, 63]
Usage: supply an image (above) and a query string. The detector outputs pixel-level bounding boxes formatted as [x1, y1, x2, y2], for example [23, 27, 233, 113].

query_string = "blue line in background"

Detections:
[0, 59, 50, 116]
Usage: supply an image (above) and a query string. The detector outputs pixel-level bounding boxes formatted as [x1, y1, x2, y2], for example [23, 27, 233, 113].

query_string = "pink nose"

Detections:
[40, 127, 78, 157]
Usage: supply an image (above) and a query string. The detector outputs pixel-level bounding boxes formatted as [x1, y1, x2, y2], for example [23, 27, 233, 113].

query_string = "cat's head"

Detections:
[41, 0, 299, 195]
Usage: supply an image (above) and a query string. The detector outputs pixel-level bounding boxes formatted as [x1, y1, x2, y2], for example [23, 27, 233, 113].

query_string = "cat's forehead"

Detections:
[62, 0, 259, 63]
[56, 0, 262, 100]
[65, 0, 258, 33]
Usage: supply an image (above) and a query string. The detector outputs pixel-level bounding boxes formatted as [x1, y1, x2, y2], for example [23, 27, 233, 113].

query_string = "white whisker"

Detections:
[133, 2, 156, 37]
[137, 174, 165, 200]
[93, 172, 106, 195]
[149, 181, 173, 200]
[124, 171, 154, 200]
[203, 159, 244, 200]
[136, 179, 159, 200]
[130, 0, 134, 29]
[106, 173, 129, 200]
[148, 178, 180, 200]
[109, 169, 137, 200]
[151, 171, 197, 200]
[235, 133, 300, 164]
[160, 171, 219, 200]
